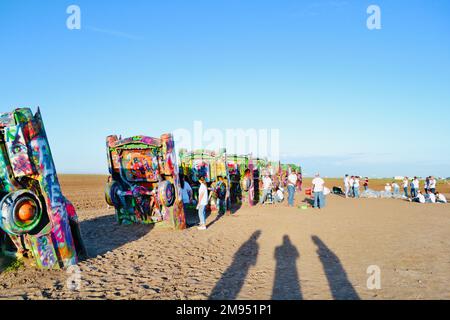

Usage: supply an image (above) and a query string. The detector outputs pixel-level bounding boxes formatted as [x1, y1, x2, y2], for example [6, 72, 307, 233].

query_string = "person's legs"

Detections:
[217, 198, 224, 214]
[288, 185, 295, 206]
[198, 205, 206, 226]
[345, 186, 349, 198]
[313, 192, 320, 208]
[259, 189, 268, 204]
[404, 187, 408, 198]
[354, 188, 360, 198]
[318, 192, 325, 208]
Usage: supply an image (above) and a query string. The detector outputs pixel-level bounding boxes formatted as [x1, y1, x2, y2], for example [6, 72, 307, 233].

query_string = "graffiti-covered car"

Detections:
[179, 148, 230, 214]
[0, 108, 85, 269]
[105, 134, 185, 229]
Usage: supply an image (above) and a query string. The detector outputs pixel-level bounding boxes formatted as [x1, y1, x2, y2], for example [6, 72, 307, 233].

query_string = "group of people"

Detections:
[180, 174, 230, 230]
[343, 174, 447, 204]
[181, 168, 306, 230]
[259, 170, 302, 207]
[343, 175, 369, 198]
[403, 176, 447, 204]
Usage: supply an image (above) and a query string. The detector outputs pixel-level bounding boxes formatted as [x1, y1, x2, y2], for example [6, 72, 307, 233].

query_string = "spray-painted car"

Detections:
[179, 149, 230, 214]
[105, 134, 185, 229]
[0, 108, 85, 269]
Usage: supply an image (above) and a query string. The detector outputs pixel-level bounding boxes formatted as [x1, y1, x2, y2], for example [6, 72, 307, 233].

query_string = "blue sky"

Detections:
[1, 0, 449, 177]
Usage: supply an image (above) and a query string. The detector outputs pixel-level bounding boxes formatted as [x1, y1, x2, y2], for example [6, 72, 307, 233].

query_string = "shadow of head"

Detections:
[251, 230, 262, 241]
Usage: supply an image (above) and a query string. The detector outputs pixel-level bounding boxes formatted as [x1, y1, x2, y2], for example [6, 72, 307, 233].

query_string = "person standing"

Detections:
[216, 176, 227, 215]
[349, 176, 355, 198]
[312, 173, 326, 209]
[259, 173, 273, 205]
[403, 177, 409, 198]
[287, 171, 298, 207]
[353, 176, 360, 198]
[296, 171, 303, 192]
[429, 176, 437, 194]
[424, 176, 430, 194]
[197, 177, 208, 230]
[410, 178, 416, 198]
[392, 181, 400, 195]
[344, 174, 350, 198]
[180, 175, 193, 207]
[412, 177, 420, 198]
[363, 177, 369, 191]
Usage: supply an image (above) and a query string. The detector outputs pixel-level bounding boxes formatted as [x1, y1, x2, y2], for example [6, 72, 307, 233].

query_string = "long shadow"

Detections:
[0, 256, 14, 273]
[209, 230, 262, 300]
[312, 235, 360, 300]
[230, 201, 242, 214]
[80, 214, 154, 258]
[272, 235, 303, 300]
[207, 212, 225, 229]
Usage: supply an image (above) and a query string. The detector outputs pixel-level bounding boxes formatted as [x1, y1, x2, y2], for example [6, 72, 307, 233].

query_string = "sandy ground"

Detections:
[1, 175, 449, 300]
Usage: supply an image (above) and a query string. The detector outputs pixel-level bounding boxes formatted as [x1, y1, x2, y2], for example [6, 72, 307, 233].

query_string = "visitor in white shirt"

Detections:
[344, 174, 350, 198]
[312, 173, 326, 209]
[349, 176, 355, 197]
[274, 186, 284, 203]
[385, 183, 392, 193]
[413, 177, 420, 192]
[403, 177, 409, 197]
[197, 177, 209, 230]
[392, 182, 400, 195]
[435, 192, 447, 203]
[259, 174, 273, 204]
[426, 191, 436, 203]
[428, 177, 437, 193]
[412, 190, 426, 204]
[353, 177, 360, 198]
[287, 172, 298, 207]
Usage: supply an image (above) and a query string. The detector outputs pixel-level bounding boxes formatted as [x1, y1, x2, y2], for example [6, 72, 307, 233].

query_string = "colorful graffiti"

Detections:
[0, 108, 86, 269]
[179, 149, 230, 214]
[105, 134, 186, 229]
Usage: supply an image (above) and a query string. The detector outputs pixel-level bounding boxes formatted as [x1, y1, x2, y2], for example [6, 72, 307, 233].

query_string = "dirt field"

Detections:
[1, 175, 449, 300]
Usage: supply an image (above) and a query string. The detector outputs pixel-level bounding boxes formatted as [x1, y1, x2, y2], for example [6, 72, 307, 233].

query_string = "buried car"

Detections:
[179, 148, 230, 214]
[105, 134, 185, 229]
[0, 108, 85, 269]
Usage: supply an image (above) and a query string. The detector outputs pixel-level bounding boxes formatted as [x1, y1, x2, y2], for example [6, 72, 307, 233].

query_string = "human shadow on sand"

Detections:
[312, 235, 360, 300]
[184, 201, 242, 229]
[272, 235, 303, 300]
[80, 214, 154, 258]
[209, 230, 261, 300]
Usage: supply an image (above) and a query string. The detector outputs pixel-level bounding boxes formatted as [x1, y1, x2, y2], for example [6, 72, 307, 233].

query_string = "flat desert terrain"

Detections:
[1, 175, 449, 300]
